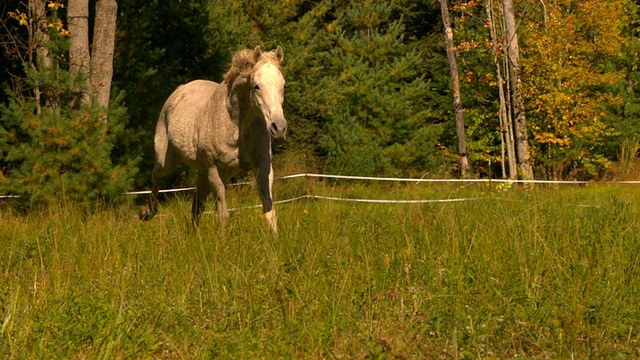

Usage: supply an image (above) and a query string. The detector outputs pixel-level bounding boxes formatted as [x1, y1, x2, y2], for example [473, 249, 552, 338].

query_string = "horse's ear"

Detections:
[253, 46, 263, 63]
[275, 46, 284, 64]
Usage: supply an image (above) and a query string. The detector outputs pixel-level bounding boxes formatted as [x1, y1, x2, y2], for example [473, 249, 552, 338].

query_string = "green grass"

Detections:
[2, 180, 640, 358]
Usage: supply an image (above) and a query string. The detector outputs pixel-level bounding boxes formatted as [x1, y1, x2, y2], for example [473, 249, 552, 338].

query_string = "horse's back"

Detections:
[155, 80, 221, 167]
[161, 80, 219, 128]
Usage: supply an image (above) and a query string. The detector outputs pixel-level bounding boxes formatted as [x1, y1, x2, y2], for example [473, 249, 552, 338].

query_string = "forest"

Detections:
[1, 0, 640, 204]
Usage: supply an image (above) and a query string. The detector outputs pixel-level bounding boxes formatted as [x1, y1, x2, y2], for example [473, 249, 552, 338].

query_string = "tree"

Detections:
[426, 0, 514, 179]
[89, 0, 117, 115]
[438, 0, 471, 178]
[502, 0, 534, 179]
[4, 0, 636, 187]
[67, 0, 117, 118]
[521, 0, 630, 178]
[265, 0, 439, 177]
[485, 0, 517, 179]
[0, 0, 135, 206]
[67, 0, 90, 105]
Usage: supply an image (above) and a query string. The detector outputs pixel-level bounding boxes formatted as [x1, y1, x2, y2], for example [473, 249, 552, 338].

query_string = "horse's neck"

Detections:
[226, 82, 258, 131]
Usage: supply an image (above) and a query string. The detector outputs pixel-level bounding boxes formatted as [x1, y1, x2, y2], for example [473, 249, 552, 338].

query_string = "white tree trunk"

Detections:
[439, 0, 471, 178]
[67, 0, 91, 106]
[90, 0, 118, 119]
[28, 0, 51, 114]
[485, 0, 517, 179]
[502, 0, 534, 179]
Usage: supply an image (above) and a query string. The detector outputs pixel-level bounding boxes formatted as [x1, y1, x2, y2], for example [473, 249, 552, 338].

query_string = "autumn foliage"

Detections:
[1, 0, 640, 204]
[522, 0, 628, 178]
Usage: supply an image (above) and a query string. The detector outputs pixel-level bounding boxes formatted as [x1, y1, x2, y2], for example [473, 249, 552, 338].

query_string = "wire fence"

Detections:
[222, 195, 507, 213]
[3, 173, 640, 203]
[123, 172, 640, 198]
[129, 173, 640, 213]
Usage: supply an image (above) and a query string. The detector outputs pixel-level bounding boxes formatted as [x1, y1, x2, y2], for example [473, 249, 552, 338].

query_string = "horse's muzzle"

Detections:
[269, 118, 288, 139]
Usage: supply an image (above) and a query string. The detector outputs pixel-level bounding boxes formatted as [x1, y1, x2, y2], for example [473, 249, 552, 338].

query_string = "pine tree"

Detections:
[0, 1, 135, 207]
[271, 0, 440, 176]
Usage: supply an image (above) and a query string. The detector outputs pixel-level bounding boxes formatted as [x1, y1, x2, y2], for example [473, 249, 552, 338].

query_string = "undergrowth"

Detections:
[1, 181, 639, 358]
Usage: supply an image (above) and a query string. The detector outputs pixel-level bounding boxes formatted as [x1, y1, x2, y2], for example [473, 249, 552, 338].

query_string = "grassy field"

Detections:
[1, 178, 640, 358]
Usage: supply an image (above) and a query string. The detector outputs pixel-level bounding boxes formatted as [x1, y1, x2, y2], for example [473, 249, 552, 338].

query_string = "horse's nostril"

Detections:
[269, 120, 287, 137]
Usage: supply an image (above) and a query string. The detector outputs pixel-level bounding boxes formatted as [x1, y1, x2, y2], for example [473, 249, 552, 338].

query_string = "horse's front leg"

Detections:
[254, 162, 278, 234]
[208, 167, 229, 226]
[192, 167, 228, 227]
[192, 169, 212, 227]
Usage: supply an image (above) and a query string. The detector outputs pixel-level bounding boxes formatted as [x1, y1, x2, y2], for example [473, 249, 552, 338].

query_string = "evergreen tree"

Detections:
[0, 1, 135, 207]
[270, 0, 442, 176]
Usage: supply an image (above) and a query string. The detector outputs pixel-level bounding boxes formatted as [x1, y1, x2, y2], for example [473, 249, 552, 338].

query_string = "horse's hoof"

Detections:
[265, 209, 278, 235]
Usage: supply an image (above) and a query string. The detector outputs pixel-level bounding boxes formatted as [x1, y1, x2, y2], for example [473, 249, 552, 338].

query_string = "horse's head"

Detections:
[249, 46, 287, 139]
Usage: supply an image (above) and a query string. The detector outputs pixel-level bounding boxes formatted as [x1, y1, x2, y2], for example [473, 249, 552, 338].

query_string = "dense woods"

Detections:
[1, 0, 639, 204]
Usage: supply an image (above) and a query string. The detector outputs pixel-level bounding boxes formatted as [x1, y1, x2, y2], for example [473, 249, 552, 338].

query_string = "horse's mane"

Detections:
[223, 48, 282, 85]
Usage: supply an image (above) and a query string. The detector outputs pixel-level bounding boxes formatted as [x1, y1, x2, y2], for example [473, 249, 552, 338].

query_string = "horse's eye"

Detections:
[254, 84, 260, 91]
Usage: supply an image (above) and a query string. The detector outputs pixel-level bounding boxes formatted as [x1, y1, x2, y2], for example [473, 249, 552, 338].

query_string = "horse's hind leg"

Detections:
[149, 164, 162, 218]
[145, 156, 177, 220]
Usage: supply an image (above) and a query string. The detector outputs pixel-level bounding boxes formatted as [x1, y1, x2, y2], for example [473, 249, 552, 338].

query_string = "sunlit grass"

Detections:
[1, 181, 640, 358]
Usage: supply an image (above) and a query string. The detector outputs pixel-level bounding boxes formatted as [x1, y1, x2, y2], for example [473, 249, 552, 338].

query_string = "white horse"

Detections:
[144, 46, 287, 233]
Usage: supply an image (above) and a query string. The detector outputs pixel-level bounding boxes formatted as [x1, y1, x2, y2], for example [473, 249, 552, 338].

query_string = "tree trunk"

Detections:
[68, 0, 91, 106]
[29, 0, 51, 69]
[90, 0, 118, 120]
[485, 0, 517, 179]
[438, 0, 471, 178]
[28, 0, 51, 115]
[502, 0, 534, 179]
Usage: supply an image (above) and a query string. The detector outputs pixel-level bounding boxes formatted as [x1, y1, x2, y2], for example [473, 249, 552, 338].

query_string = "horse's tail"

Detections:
[145, 106, 171, 222]
[153, 105, 171, 167]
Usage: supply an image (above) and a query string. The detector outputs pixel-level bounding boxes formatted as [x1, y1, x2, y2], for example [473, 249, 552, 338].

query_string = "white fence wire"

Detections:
[223, 195, 504, 213]
[3, 173, 640, 203]
[125, 173, 640, 212]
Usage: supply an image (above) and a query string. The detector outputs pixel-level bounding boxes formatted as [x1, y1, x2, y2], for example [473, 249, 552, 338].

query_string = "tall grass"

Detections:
[1, 181, 640, 358]
[616, 135, 640, 180]
[620, 135, 640, 170]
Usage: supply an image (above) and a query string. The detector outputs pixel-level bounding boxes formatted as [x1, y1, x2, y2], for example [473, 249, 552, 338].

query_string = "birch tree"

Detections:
[502, 0, 534, 179]
[30, 0, 52, 114]
[67, 0, 91, 106]
[485, 0, 517, 179]
[90, 0, 118, 114]
[67, 0, 117, 119]
[438, 0, 471, 178]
